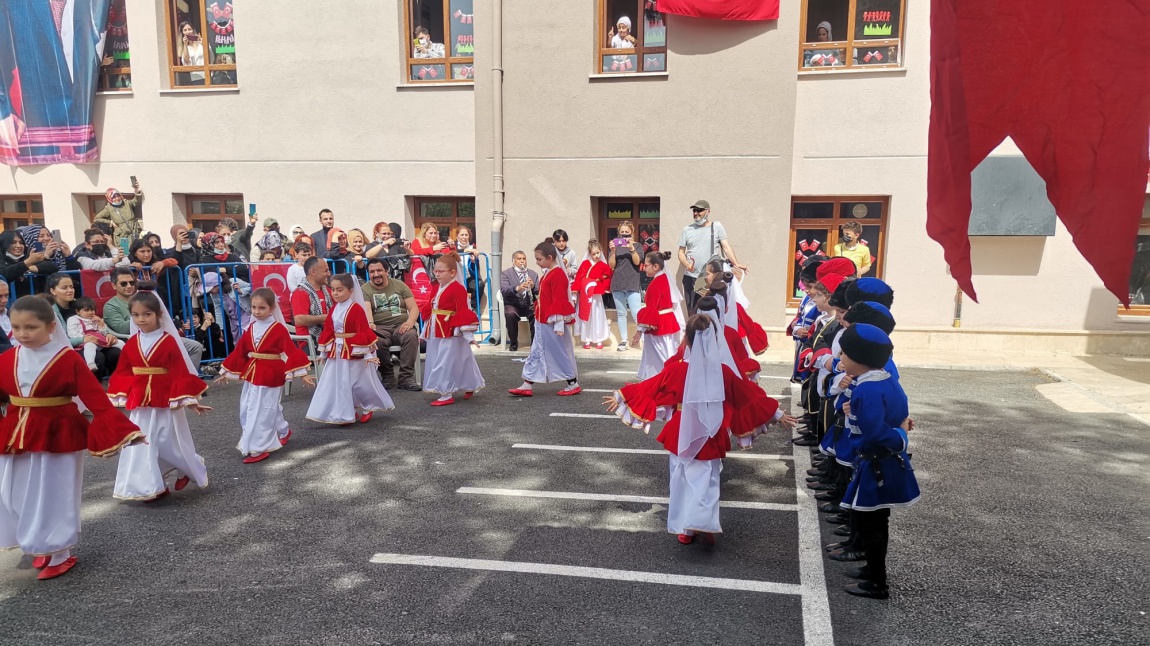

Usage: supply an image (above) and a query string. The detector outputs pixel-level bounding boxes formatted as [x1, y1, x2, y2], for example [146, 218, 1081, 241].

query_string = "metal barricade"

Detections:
[400, 252, 496, 343]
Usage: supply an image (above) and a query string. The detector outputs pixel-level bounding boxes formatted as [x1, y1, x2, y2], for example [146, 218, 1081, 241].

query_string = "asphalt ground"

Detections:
[0, 355, 1146, 645]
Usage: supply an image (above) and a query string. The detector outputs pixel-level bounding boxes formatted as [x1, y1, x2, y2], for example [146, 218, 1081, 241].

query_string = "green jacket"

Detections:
[93, 196, 142, 245]
[103, 296, 133, 339]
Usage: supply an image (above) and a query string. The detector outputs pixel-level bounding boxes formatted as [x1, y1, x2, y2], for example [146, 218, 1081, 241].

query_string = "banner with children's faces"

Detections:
[0, 0, 113, 165]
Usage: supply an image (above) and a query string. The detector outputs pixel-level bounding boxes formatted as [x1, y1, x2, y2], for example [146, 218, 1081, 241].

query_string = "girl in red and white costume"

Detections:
[573, 240, 613, 350]
[605, 314, 796, 544]
[423, 252, 485, 406]
[0, 296, 142, 580]
[633, 251, 685, 380]
[109, 290, 212, 502]
[702, 259, 769, 356]
[509, 239, 581, 397]
[216, 288, 315, 462]
[306, 274, 395, 425]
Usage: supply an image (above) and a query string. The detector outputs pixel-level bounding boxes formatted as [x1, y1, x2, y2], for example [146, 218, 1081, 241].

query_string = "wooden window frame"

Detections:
[98, 0, 132, 92]
[413, 197, 477, 242]
[403, 0, 475, 84]
[185, 194, 245, 233]
[163, 0, 238, 89]
[597, 197, 661, 291]
[798, 0, 907, 72]
[0, 195, 45, 233]
[1123, 209, 1150, 316]
[787, 196, 889, 306]
[596, 0, 668, 75]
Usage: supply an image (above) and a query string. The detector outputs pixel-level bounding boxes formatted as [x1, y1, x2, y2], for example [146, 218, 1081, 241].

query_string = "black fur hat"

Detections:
[828, 278, 856, 310]
[845, 278, 894, 308]
[839, 324, 894, 369]
[844, 301, 896, 334]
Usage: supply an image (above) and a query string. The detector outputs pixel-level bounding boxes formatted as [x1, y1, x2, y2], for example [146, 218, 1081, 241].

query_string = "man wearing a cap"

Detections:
[677, 200, 746, 310]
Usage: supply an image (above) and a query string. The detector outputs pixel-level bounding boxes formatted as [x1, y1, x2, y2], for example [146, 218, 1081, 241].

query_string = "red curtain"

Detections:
[657, 0, 779, 21]
[928, 0, 1150, 304]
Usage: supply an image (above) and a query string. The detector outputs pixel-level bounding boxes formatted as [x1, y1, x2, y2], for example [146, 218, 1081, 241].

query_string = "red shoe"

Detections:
[37, 556, 78, 580]
[279, 429, 292, 446]
[508, 388, 533, 397]
[243, 452, 270, 464]
[677, 533, 695, 545]
[358, 412, 373, 424]
[174, 475, 191, 491]
[557, 386, 582, 396]
[430, 398, 455, 407]
[583, 343, 592, 349]
[142, 489, 170, 503]
[31, 556, 49, 569]
[463, 391, 474, 400]
[595, 343, 604, 350]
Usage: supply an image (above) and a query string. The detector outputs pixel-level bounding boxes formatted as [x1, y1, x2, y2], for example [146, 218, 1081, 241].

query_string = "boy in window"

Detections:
[413, 26, 445, 59]
[833, 222, 872, 276]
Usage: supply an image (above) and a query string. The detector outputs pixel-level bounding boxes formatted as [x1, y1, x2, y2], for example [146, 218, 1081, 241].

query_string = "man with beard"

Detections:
[361, 258, 420, 391]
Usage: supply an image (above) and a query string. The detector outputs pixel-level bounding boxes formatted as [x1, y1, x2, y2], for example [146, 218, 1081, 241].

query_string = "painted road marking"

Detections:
[792, 446, 835, 646]
[369, 553, 803, 596]
[582, 388, 616, 393]
[550, 412, 618, 419]
[606, 370, 635, 374]
[512, 443, 794, 461]
[456, 487, 799, 512]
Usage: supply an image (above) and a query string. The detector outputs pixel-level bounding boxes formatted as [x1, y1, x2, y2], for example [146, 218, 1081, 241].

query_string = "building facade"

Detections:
[2, 0, 1147, 352]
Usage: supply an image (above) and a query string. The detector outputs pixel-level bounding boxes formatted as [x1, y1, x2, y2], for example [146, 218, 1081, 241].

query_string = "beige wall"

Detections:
[0, 0, 475, 244]
[0, 1, 1142, 335]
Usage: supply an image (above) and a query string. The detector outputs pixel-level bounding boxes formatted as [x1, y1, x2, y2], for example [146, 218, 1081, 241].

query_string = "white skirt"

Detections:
[114, 408, 208, 500]
[666, 453, 722, 535]
[523, 321, 578, 383]
[238, 382, 290, 456]
[638, 332, 681, 380]
[574, 295, 610, 343]
[306, 357, 395, 425]
[423, 336, 486, 395]
[0, 451, 84, 556]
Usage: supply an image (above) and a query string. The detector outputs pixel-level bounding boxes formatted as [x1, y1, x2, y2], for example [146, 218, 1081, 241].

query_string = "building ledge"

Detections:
[158, 87, 240, 95]
[798, 67, 907, 78]
[96, 90, 133, 96]
[396, 82, 474, 91]
[589, 72, 669, 81]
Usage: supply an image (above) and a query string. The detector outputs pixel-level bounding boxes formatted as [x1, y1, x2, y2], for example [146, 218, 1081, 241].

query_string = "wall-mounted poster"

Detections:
[0, 0, 113, 165]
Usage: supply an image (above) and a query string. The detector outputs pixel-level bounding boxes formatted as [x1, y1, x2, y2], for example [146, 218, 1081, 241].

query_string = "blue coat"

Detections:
[834, 356, 900, 465]
[841, 370, 921, 511]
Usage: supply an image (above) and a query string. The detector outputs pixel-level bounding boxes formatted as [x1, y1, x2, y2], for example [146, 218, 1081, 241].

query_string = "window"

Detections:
[0, 196, 45, 232]
[404, 1, 475, 83]
[86, 193, 141, 226]
[799, 0, 905, 71]
[597, 1, 667, 74]
[1125, 198, 1150, 315]
[164, 0, 238, 88]
[98, 0, 132, 91]
[185, 195, 245, 232]
[598, 198, 661, 289]
[414, 198, 476, 242]
[787, 197, 888, 304]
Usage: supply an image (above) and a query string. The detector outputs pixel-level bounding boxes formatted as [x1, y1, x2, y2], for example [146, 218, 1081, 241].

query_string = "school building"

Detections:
[2, 1, 1148, 354]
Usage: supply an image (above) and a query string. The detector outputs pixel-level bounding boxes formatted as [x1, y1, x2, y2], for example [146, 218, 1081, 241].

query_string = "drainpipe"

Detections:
[953, 285, 963, 328]
[490, 0, 506, 341]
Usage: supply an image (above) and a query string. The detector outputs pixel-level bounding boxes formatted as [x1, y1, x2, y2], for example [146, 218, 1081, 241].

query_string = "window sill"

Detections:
[396, 82, 474, 91]
[158, 87, 240, 95]
[96, 90, 133, 96]
[589, 71, 669, 81]
[798, 67, 906, 77]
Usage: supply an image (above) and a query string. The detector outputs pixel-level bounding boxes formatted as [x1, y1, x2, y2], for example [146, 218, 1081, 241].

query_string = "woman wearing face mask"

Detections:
[0, 231, 57, 296]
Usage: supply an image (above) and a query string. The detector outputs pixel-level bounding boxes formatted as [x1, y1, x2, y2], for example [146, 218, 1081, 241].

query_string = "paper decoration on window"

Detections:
[456, 35, 474, 55]
[453, 9, 473, 24]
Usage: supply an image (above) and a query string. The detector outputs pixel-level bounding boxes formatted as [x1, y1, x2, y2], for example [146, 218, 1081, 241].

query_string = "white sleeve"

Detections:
[66, 317, 84, 338]
[553, 319, 564, 333]
[78, 255, 115, 271]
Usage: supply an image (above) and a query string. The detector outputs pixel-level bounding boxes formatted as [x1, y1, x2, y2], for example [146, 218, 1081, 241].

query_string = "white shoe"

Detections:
[87, 363, 98, 372]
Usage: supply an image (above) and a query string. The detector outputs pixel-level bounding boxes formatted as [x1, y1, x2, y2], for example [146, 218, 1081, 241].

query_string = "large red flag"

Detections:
[79, 270, 115, 316]
[250, 263, 293, 322]
[928, 0, 1150, 304]
[406, 256, 435, 321]
[657, 0, 779, 21]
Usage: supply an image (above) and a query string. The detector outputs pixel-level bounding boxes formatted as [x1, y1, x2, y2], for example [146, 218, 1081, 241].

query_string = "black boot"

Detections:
[844, 581, 889, 599]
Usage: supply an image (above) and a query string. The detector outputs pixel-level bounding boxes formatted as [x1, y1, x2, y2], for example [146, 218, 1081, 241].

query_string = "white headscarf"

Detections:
[656, 268, 687, 330]
[679, 319, 725, 461]
[699, 307, 737, 374]
[728, 272, 751, 309]
[617, 15, 632, 29]
[129, 292, 198, 374]
[817, 21, 833, 40]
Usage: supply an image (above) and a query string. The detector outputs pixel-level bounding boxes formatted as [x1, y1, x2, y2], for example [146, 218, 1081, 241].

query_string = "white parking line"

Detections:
[549, 413, 618, 419]
[512, 443, 794, 461]
[792, 449, 835, 646]
[369, 553, 803, 596]
[605, 370, 636, 374]
[581, 388, 616, 393]
[456, 487, 799, 512]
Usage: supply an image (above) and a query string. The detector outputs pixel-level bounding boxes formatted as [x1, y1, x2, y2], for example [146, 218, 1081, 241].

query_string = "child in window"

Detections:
[66, 296, 126, 372]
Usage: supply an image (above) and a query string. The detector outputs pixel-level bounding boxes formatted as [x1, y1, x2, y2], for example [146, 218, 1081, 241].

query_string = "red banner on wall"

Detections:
[657, 0, 779, 21]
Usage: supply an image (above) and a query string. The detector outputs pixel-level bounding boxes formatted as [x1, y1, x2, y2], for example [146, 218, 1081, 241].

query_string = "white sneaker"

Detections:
[617, 343, 628, 352]
[87, 363, 98, 372]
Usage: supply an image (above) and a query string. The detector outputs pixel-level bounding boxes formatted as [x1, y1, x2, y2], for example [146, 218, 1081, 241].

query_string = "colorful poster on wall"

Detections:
[0, 0, 112, 166]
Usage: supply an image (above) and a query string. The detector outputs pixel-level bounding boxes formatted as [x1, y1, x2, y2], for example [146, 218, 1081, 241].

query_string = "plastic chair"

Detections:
[284, 334, 320, 397]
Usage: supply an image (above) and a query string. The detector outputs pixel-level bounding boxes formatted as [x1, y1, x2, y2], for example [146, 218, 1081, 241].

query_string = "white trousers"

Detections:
[0, 451, 84, 556]
[666, 454, 722, 535]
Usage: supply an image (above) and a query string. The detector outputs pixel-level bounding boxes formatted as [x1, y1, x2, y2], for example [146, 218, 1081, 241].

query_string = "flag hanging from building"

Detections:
[927, 0, 1150, 304]
[0, 0, 113, 165]
[657, 0, 779, 21]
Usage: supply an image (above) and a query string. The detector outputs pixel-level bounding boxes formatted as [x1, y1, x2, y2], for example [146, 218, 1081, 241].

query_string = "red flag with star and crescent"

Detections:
[927, 0, 1150, 304]
[250, 263, 293, 323]
[406, 256, 435, 321]
[80, 270, 115, 316]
